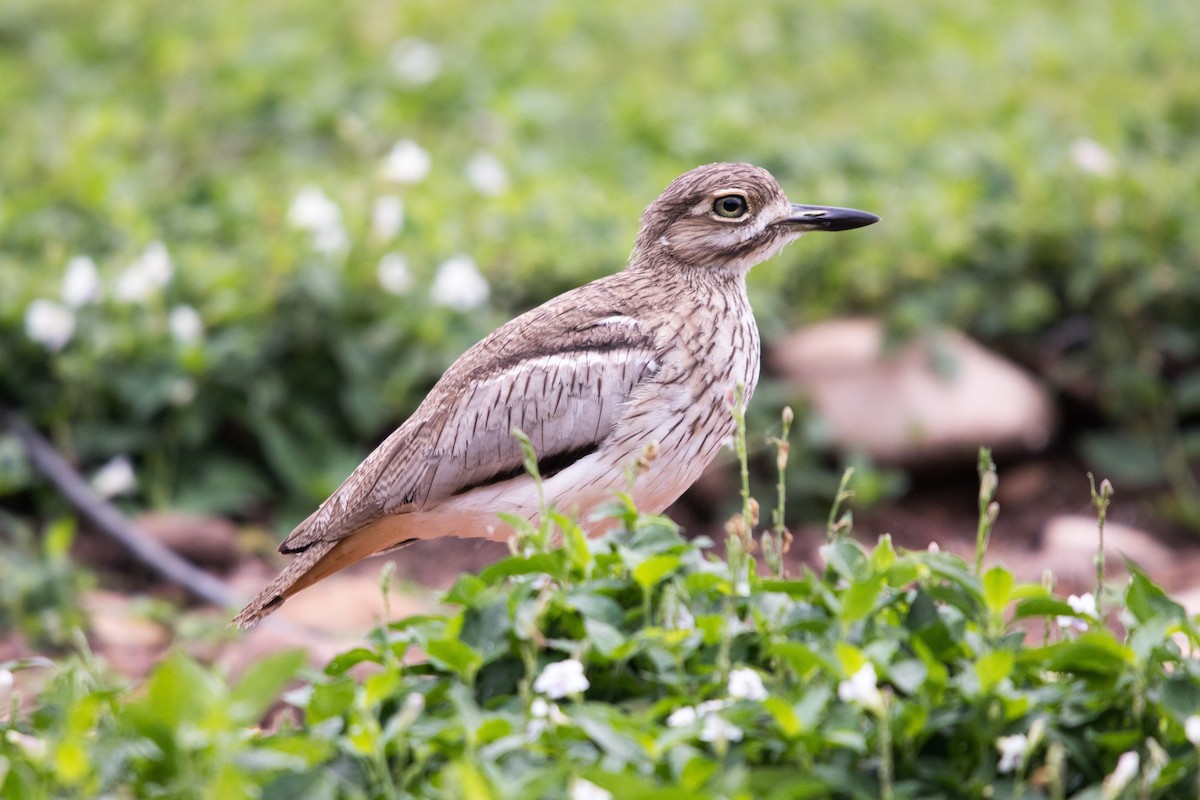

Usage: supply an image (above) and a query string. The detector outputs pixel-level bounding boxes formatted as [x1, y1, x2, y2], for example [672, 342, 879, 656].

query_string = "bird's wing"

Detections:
[279, 290, 660, 553]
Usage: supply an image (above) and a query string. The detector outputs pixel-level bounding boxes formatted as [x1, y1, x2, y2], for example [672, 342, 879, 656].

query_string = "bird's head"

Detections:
[632, 162, 878, 273]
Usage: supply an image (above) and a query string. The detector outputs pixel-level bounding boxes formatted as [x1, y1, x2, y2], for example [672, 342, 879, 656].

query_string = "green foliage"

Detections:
[1, 0, 1198, 522]
[0, 515, 88, 648]
[6, 502, 1200, 797]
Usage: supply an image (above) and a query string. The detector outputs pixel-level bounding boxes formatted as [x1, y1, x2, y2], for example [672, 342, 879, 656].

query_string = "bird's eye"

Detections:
[712, 194, 749, 219]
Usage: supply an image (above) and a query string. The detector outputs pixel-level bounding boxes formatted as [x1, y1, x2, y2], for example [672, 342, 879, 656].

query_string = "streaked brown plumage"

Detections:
[232, 162, 877, 628]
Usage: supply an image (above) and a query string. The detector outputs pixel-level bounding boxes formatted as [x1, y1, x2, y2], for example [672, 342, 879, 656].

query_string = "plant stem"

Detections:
[975, 447, 998, 575]
[1088, 472, 1113, 618]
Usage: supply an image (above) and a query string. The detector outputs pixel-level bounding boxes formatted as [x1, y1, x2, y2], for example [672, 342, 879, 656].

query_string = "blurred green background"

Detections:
[2, 0, 1199, 533]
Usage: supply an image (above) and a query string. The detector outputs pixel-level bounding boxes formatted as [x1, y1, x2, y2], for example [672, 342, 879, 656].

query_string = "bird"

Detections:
[232, 162, 877, 628]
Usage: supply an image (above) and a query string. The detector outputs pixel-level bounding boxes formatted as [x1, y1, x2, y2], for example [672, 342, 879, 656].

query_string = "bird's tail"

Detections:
[229, 538, 341, 629]
[230, 516, 418, 629]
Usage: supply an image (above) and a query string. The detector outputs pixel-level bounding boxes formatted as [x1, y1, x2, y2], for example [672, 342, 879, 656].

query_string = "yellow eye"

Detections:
[712, 194, 749, 219]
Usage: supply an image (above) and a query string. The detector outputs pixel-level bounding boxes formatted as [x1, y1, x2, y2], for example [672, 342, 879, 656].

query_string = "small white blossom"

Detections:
[288, 186, 347, 254]
[140, 242, 173, 285]
[371, 194, 405, 240]
[169, 377, 197, 406]
[395, 691, 424, 729]
[528, 696, 569, 736]
[5, 730, 46, 760]
[664, 603, 695, 631]
[667, 699, 730, 728]
[115, 242, 174, 303]
[699, 713, 743, 743]
[24, 299, 75, 351]
[1185, 715, 1200, 747]
[377, 253, 413, 295]
[667, 705, 697, 727]
[389, 38, 442, 85]
[1070, 138, 1116, 177]
[1058, 592, 1097, 631]
[61, 255, 102, 307]
[465, 152, 509, 196]
[837, 663, 884, 713]
[0, 668, 12, 696]
[312, 224, 348, 254]
[996, 733, 1028, 774]
[289, 186, 340, 231]
[569, 778, 612, 800]
[533, 658, 589, 699]
[91, 455, 137, 498]
[1104, 750, 1139, 796]
[927, 541, 940, 553]
[727, 668, 768, 701]
[168, 305, 204, 344]
[380, 139, 431, 184]
[430, 254, 489, 311]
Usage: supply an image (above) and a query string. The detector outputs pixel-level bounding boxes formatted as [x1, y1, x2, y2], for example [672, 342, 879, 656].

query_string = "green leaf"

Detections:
[1126, 567, 1184, 623]
[840, 575, 884, 623]
[230, 649, 307, 723]
[584, 618, 625, 657]
[633, 554, 682, 590]
[982, 566, 1014, 614]
[823, 540, 869, 582]
[974, 650, 1014, 695]
[764, 696, 802, 737]
[426, 638, 484, 682]
[1019, 632, 1132, 676]
[870, 534, 897, 572]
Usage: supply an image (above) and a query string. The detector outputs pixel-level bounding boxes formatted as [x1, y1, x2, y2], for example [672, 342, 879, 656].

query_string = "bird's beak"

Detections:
[784, 203, 880, 232]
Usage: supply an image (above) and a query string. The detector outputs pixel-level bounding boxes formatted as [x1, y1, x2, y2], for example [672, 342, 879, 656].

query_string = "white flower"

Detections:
[289, 186, 340, 231]
[168, 305, 204, 344]
[389, 38, 441, 85]
[371, 195, 405, 240]
[837, 663, 884, 713]
[465, 152, 509, 196]
[727, 668, 768, 701]
[927, 541, 940, 553]
[996, 733, 1028, 774]
[91, 455, 137, 498]
[664, 603, 695, 631]
[430, 254, 489, 311]
[1058, 592, 1097, 631]
[1070, 138, 1116, 177]
[377, 253, 413, 295]
[1186, 715, 1200, 747]
[5, 730, 46, 760]
[169, 377, 197, 406]
[140, 242, 173, 286]
[24, 299, 75, 351]
[533, 658, 588, 699]
[699, 713, 743, 743]
[667, 705, 697, 727]
[115, 242, 174, 303]
[312, 224, 348, 254]
[0, 668, 12, 696]
[62, 255, 102, 307]
[395, 691, 424, 729]
[667, 699, 730, 728]
[1104, 750, 1139, 796]
[570, 778, 612, 800]
[288, 187, 347, 254]
[380, 139, 431, 184]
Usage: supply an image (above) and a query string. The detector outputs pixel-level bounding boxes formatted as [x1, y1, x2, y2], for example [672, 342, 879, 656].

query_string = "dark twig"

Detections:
[0, 403, 237, 609]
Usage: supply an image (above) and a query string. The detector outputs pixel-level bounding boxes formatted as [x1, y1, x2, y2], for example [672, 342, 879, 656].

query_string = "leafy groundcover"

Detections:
[5, 457, 1200, 799]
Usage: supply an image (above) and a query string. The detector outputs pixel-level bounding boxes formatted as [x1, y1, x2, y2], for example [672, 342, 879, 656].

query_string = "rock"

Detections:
[769, 318, 1055, 464]
[134, 511, 238, 570]
[1037, 515, 1174, 585]
[83, 590, 171, 677]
